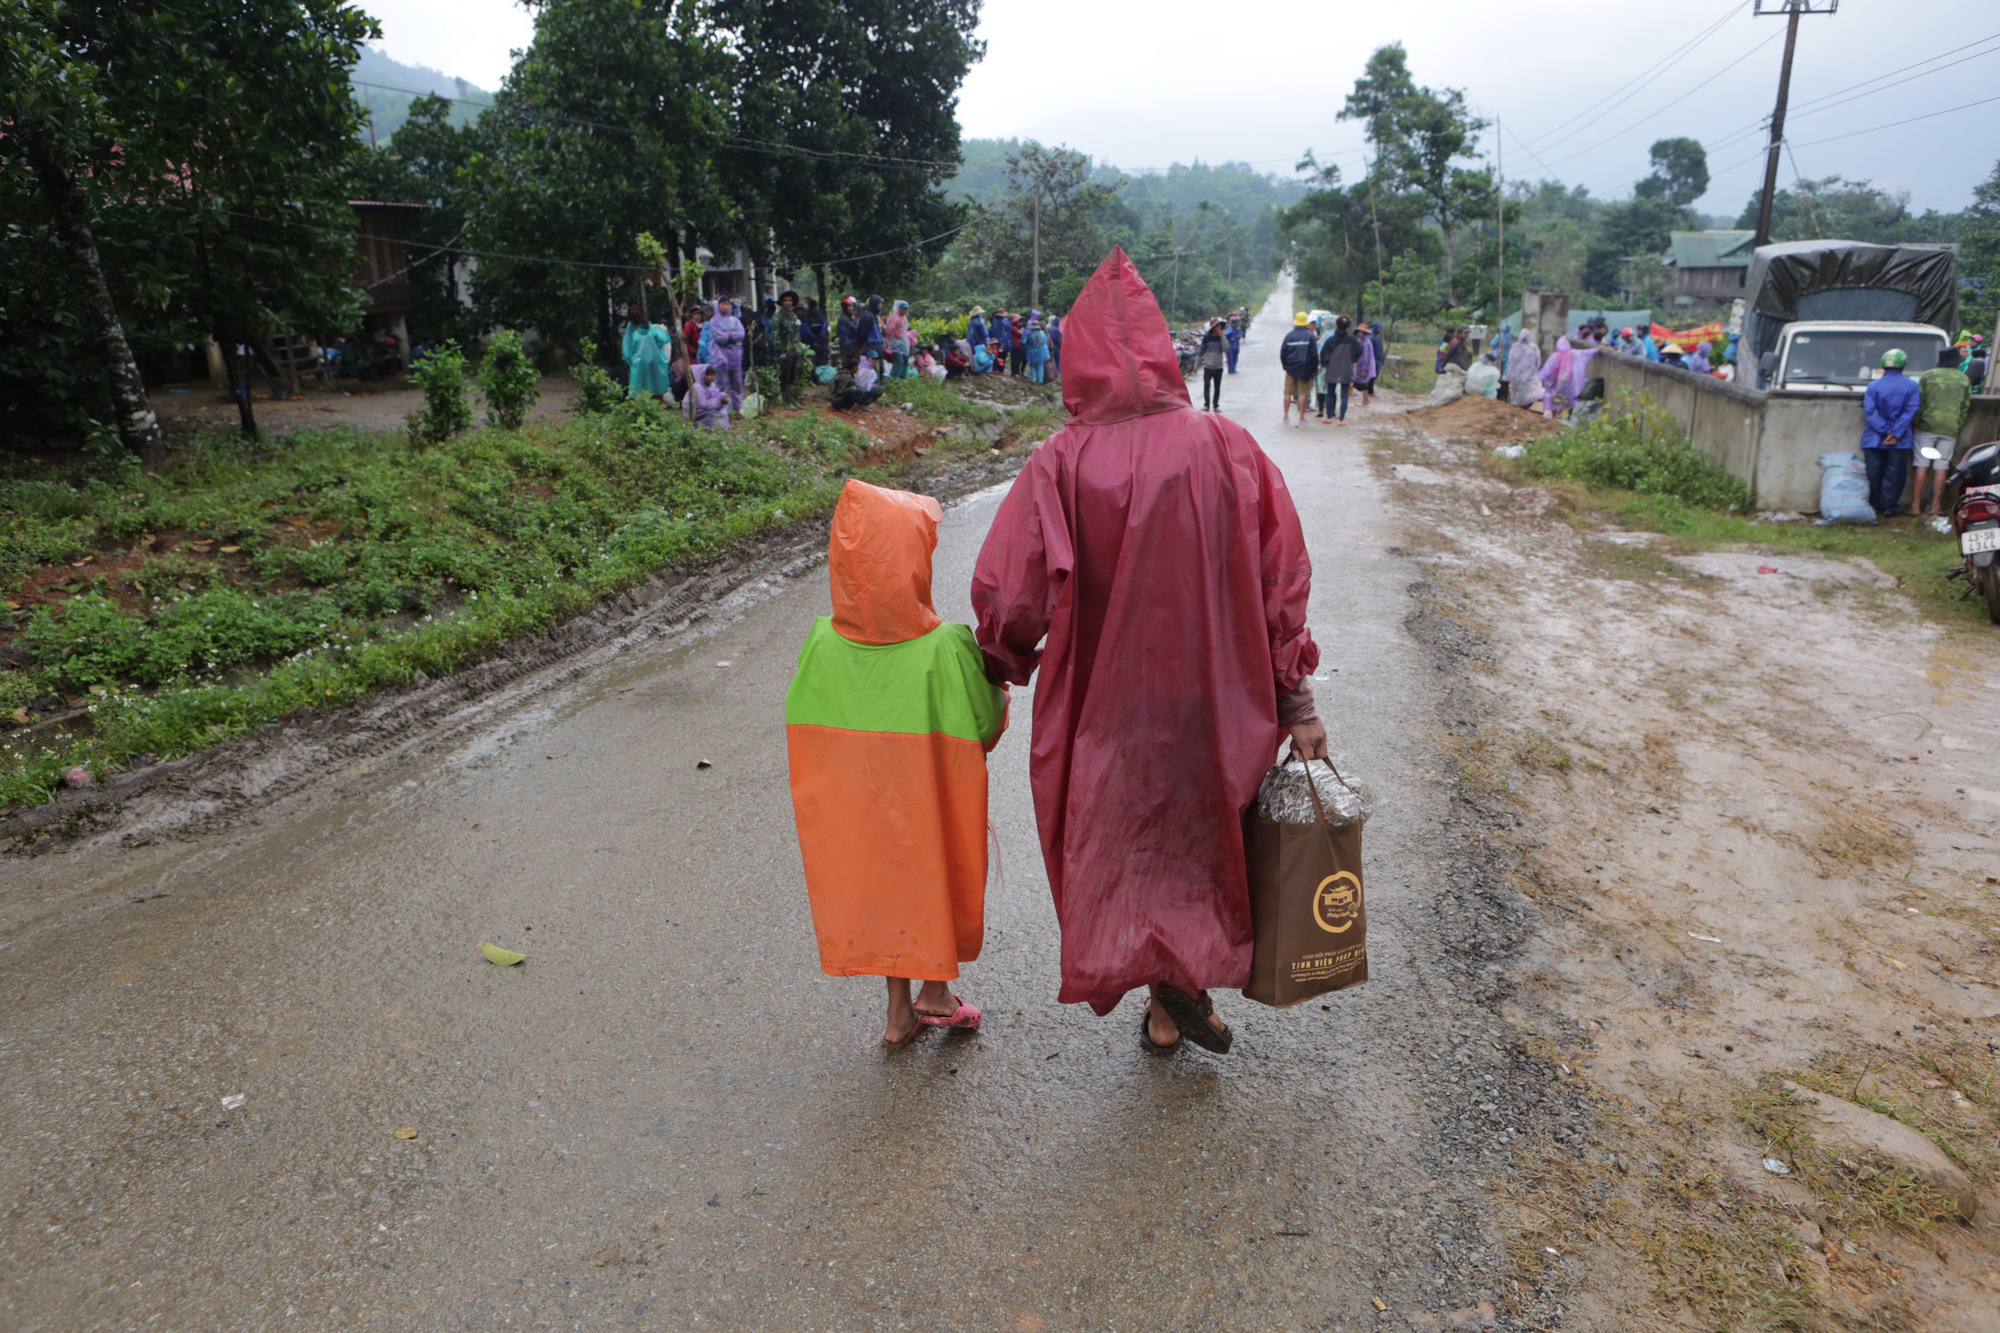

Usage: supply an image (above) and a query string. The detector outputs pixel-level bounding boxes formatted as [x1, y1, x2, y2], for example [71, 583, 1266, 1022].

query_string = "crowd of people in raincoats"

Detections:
[616, 290, 1068, 428]
[1276, 311, 1385, 425]
[1475, 313, 1745, 419]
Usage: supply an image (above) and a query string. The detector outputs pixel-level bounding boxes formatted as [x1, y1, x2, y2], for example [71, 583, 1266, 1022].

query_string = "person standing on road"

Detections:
[1224, 314, 1243, 373]
[786, 480, 1008, 1047]
[1506, 329, 1542, 410]
[682, 305, 706, 364]
[1862, 347, 1921, 518]
[1197, 317, 1227, 409]
[1318, 315, 1359, 425]
[1354, 327, 1378, 409]
[886, 300, 912, 379]
[708, 298, 746, 410]
[973, 247, 1324, 1057]
[1280, 311, 1319, 425]
[1048, 314, 1063, 380]
[1911, 344, 1971, 517]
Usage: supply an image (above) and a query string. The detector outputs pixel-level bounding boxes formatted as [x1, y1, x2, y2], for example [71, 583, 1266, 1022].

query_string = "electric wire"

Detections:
[1533, 25, 1785, 171]
[1510, 0, 1744, 154]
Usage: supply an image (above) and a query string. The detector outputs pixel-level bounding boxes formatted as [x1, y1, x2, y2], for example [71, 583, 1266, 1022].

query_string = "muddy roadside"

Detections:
[0, 427, 1036, 860]
[1370, 394, 2000, 1330]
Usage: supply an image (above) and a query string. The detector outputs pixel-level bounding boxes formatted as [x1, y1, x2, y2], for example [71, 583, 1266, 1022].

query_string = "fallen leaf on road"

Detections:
[394, 1126, 419, 1140]
[480, 942, 528, 966]
[220, 1093, 246, 1110]
[1688, 932, 1723, 944]
[220, 545, 241, 553]
[10, 707, 27, 723]
[696, 758, 713, 770]
[1371, 1297, 1386, 1311]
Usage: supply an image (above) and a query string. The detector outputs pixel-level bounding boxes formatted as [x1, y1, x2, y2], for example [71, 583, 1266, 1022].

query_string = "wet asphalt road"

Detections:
[1, 283, 1535, 1331]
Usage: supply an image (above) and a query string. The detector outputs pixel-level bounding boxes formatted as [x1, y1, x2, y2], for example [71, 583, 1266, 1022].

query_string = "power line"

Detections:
[1789, 90, 2000, 149]
[1534, 25, 1786, 172]
[1511, 0, 1744, 154]
[1704, 30, 2000, 155]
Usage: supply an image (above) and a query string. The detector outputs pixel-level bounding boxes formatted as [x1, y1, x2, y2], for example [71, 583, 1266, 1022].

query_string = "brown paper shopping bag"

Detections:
[1243, 759, 1368, 1007]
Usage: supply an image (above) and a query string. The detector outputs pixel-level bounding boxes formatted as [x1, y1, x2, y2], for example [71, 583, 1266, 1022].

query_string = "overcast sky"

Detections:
[362, 0, 1996, 215]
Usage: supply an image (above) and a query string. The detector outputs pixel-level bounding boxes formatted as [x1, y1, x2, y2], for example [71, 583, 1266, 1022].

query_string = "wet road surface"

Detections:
[2, 282, 1540, 1330]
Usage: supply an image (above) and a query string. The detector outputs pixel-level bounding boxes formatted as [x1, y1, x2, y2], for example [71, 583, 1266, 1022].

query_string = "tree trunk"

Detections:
[26, 136, 164, 466]
[216, 325, 259, 439]
[1440, 222, 1456, 306]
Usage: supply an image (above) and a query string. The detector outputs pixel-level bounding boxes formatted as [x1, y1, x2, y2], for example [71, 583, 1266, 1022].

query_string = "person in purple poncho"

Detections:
[1539, 336, 1579, 416]
[707, 298, 747, 409]
[1354, 325, 1378, 408]
[685, 364, 731, 429]
[1506, 329, 1542, 410]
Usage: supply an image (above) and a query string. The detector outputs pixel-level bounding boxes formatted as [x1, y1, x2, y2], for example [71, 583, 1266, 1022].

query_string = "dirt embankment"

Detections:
[1374, 394, 2000, 1331]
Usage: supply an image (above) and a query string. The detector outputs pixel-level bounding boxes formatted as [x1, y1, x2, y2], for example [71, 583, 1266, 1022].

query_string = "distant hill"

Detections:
[351, 46, 491, 142]
[949, 137, 1307, 227]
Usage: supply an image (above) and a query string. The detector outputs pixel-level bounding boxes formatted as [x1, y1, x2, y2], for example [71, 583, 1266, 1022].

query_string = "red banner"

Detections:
[1650, 320, 1725, 345]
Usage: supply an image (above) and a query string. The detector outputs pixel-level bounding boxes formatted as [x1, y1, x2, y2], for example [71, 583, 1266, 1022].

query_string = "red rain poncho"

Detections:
[971, 248, 1319, 1014]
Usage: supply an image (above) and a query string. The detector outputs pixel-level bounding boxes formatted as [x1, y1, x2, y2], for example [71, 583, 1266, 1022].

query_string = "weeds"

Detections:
[0, 405, 889, 808]
[478, 329, 541, 430]
[1740, 1077, 1959, 1231]
[407, 342, 472, 444]
[880, 373, 1003, 425]
[1515, 402, 1754, 511]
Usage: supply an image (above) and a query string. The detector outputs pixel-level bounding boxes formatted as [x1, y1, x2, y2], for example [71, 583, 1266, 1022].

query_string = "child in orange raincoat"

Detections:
[785, 480, 1008, 1046]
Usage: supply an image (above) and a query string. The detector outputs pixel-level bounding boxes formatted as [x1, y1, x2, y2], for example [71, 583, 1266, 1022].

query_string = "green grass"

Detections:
[879, 374, 1003, 425]
[1383, 341, 1439, 396]
[1515, 402, 1753, 511]
[1497, 402, 1985, 627]
[0, 389, 1019, 810]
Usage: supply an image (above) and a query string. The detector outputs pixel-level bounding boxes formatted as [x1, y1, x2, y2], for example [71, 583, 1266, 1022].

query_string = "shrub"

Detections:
[479, 329, 541, 430]
[1516, 400, 1752, 511]
[407, 341, 472, 444]
[18, 588, 333, 688]
[571, 337, 627, 416]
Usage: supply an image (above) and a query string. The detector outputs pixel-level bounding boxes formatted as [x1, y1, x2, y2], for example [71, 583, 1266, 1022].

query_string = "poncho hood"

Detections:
[828, 479, 944, 645]
[1060, 247, 1191, 425]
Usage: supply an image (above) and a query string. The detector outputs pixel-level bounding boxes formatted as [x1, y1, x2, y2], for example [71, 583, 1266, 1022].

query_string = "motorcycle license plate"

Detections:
[1962, 527, 2000, 555]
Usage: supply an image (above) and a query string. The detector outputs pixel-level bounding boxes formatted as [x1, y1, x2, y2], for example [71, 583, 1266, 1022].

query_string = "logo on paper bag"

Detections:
[1312, 872, 1361, 933]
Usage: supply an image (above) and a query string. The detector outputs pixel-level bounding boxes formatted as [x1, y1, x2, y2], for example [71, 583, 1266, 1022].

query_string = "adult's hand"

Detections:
[1288, 720, 1328, 761]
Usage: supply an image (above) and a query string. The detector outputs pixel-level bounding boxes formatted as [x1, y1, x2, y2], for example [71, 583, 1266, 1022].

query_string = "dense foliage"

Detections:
[1516, 400, 1754, 512]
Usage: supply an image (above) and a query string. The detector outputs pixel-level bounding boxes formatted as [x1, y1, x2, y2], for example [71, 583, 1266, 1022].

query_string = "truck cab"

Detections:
[1769, 321, 1950, 393]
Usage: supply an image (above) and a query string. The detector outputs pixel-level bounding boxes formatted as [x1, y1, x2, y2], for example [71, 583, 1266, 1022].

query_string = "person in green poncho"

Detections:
[775, 290, 804, 408]
[621, 305, 674, 400]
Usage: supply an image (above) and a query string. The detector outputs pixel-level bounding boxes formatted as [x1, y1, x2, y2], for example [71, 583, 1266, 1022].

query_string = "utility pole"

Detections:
[1030, 185, 1041, 312]
[1752, 0, 1838, 247]
[1495, 116, 1505, 336]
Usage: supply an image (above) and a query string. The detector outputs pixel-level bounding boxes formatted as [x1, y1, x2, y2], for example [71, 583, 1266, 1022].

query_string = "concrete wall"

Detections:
[1596, 349, 2000, 511]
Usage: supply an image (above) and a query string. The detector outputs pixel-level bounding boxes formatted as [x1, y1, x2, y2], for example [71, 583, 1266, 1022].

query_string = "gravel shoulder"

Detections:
[1369, 393, 2000, 1331]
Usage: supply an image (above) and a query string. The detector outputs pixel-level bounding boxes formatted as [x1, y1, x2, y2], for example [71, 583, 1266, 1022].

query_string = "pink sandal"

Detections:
[918, 994, 982, 1031]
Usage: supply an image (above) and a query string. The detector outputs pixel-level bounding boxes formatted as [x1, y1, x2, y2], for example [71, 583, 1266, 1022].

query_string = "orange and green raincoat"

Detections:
[785, 480, 1008, 980]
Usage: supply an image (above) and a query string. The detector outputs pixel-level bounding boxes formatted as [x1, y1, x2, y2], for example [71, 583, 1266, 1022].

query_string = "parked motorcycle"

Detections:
[1925, 439, 2000, 623]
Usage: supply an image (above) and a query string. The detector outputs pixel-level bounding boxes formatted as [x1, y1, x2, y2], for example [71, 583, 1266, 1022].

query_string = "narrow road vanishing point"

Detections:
[1, 281, 1570, 1331]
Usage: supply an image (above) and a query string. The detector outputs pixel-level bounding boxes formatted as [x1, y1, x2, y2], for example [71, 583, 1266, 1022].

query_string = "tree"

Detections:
[1339, 45, 1492, 303]
[1280, 157, 1437, 318]
[1733, 174, 1955, 245]
[462, 0, 732, 358]
[950, 142, 1123, 311]
[710, 0, 981, 296]
[1634, 138, 1708, 209]
[3, 0, 379, 450]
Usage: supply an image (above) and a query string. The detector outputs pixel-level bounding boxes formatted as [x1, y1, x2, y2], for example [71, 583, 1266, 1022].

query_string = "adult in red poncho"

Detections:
[971, 248, 1325, 1055]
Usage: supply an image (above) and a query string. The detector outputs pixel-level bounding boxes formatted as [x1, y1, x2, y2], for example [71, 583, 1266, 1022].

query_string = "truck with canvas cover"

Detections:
[1737, 239, 1957, 389]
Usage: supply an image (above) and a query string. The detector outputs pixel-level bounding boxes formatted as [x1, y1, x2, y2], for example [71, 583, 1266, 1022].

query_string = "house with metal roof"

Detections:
[1668, 229, 1756, 300]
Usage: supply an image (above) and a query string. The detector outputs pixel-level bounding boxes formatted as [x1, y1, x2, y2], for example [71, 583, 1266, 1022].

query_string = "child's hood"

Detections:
[828, 479, 944, 645]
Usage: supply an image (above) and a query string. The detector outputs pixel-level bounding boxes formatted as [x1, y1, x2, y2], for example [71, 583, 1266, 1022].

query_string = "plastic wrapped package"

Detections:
[1252, 760, 1377, 828]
